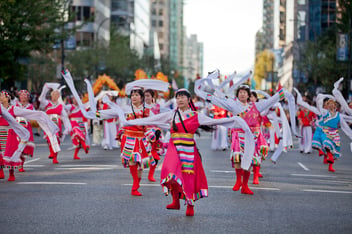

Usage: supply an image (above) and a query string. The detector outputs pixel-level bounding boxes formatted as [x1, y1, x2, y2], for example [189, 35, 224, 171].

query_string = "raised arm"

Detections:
[332, 77, 352, 115]
[294, 88, 321, 115]
[122, 110, 173, 130]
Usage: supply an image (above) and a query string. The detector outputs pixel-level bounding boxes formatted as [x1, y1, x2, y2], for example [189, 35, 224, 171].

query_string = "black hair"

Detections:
[130, 89, 145, 119]
[236, 86, 251, 101]
[144, 89, 155, 98]
[250, 91, 258, 102]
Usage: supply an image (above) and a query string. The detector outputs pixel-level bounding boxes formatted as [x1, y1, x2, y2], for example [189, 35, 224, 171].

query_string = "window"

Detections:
[159, 20, 163, 27]
[159, 9, 163, 16]
[152, 20, 156, 27]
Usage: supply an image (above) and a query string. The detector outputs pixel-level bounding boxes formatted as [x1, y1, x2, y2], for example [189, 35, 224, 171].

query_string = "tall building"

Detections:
[150, 0, 170, 60]
[111, 0, 150, 57]
[169, 0, 184, 72]
[182, 31, 203, 81]
[262, 0, 275, 49]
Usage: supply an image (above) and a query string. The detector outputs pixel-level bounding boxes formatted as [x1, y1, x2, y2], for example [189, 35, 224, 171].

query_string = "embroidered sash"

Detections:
[171, 132, 195, 174]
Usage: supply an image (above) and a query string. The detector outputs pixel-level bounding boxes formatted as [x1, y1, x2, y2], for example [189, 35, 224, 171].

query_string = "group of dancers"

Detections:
[1, 69, 352, 217]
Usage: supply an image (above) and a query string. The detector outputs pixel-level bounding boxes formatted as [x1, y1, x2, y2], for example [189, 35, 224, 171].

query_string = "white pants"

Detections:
[299, 126, 313, 153]
[102, 121, 118, 149]
[211, 125, 228, 150]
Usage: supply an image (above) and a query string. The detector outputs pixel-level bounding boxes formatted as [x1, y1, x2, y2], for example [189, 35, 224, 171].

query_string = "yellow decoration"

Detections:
[135, 69, 148, 80]
[82, 74, 120, 102]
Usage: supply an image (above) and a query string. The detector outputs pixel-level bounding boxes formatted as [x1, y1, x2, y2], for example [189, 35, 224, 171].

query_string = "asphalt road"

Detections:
[1, 132, 351, 234]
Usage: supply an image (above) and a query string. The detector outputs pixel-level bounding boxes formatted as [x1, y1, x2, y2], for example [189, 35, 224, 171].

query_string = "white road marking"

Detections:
[21, 165, 45, 168]
[297, 162, 310, 171]
[58, 164, 119, 168]
[123, 184, 280, 190]
[54, 167, 114, 170]
[24, 158, 41, 164]
[17, 182, 86, 185]
[210, 170, 234, 174]
[303, 189, 352, 194]
[290, 174, 337, 178]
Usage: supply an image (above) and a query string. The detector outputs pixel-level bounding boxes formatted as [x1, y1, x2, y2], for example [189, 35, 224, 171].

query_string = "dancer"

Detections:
[65, 97, 90, 159]
[195, 71, 296, 194]
[295, 87, 352, 172]
[118, 88, 254, 216]
[14, 90, 35, 171]
[39, 83, 71, 164]
[297, 99, 316, 154]
[209, 104, 229, 151]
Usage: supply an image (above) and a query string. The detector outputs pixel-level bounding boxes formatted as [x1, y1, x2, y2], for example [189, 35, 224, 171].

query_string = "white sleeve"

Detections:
[332, 79, 352, 115]
[38, 84, 50, 109]
[123, 111, 174, 129]
[340, 115, 352, 140]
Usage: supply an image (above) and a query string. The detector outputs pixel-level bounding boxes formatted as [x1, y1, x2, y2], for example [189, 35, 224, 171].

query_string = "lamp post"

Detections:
[95, 17, 110, 78]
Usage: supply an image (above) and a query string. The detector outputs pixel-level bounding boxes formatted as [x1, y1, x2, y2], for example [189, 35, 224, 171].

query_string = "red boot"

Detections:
[130, 165, 142, 196]
[52, 153, 59, 164]
[73, 148, 80, 160]
[241, 170, 254, 195]
[232, 168, 243, 191]
[148, 164, 157, 182]
[326, 151, 334, 163]
[318, 149, 324, 157]
[80, 140, 90, 154]
[48, 144, 55, 159]
[0, 168, 4, 179]
[166, 189, 180, 210]
[323, 156, 328, 164]
[186, 205, 194, 216]
[328, 159, 335, 172]
[19, 156, 25, 172]
[258, 166, 263, 178]
[252, 165, 260, 184]
[8, 169, 15, 181]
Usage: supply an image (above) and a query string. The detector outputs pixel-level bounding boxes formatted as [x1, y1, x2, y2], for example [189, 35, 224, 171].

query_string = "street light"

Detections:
[95, 17, 110, 78]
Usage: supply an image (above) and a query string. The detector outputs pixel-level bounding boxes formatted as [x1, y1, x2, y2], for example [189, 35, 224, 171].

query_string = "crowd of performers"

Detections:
[2, 69, 352, 217]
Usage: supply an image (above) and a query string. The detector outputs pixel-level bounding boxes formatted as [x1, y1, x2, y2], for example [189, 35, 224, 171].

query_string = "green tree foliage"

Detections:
[0, 0, 71, 85]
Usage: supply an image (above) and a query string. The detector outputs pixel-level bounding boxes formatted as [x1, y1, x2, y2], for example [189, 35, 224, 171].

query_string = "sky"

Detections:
[184, 0, 263, 76]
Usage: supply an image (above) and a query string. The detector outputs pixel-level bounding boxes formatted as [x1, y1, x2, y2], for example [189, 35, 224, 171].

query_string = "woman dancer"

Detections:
[295, 87, 352, 172]
[39, 83, 71, 164]
[117, 89, 254, 216]
[195, 72, 296, 194]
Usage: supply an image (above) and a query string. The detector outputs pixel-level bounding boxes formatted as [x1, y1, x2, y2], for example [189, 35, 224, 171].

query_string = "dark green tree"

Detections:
[0, 0, 73, 88]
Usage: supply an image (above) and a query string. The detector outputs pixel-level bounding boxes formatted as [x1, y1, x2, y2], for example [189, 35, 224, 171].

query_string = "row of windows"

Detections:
[152, 8, 164, 16]
[152, 20, 163, 27]
[71, 6, 94, 21]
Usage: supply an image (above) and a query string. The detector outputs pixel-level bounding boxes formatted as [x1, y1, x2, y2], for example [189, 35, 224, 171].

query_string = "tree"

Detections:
[0, 0, 73, 87]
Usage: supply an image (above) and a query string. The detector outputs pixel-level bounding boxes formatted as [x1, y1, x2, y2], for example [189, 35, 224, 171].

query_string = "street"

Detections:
[1, 132, 352, 234]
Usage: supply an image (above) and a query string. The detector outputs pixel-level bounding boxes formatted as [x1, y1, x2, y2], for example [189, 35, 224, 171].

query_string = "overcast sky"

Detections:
[184, 0, 263, 77]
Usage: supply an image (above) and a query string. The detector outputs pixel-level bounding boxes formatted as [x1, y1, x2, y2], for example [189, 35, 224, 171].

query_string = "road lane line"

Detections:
[210, 170, 234, 173]
[123, 184, 280, 190]
[290, 174, 337, 178]
[59, 164, 120, 168]
[297, 162, 310, 171]
[303, 189, 352, 194]
[17, 182, 86, 185]
[21, 165, 45, 167]
[54, 167, 114, 170]
[25, 158, 41, 164]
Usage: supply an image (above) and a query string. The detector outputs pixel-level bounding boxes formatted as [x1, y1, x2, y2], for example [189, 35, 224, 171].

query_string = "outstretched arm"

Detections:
[332, 77, 352, 115]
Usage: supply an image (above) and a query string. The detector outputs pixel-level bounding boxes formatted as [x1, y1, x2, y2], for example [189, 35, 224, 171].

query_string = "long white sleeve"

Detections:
[340, 115, 352, 140]
[332, 78, 352, 116]
[38, 84, 50, 109]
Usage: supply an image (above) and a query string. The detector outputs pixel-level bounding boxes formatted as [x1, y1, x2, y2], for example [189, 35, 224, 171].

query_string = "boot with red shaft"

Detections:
[241, 170, 254, 195]
[129, 165, 142, 196]
[328, 158, 335, 172]
[80, 140, 90, 154]
[232, 168, 243, 191]
[8, 169, 15, 181]
[73, 148, 80, 160]
[0, 168, 4, 179]
[186, 205, 194, 216]
[258, 165, 263, 178]
[48, 144, 55, 159]
[148, 164, 157, 182]
[326, 151, 334, 163]
[19, 156, 25, 172]
[52, 153, 59, 164]
[166, 189, 180, 210]
[252, 165, 260, 184]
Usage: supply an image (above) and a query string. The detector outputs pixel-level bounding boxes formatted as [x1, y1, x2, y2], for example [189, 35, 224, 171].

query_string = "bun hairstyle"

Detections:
[236, 85, 251, 101]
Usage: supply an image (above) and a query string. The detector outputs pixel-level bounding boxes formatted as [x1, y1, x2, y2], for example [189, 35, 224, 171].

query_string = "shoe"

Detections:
[186, 205, 194, 216]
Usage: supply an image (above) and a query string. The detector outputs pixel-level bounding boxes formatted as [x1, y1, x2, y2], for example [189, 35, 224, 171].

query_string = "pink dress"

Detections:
[3, 105, 35, 166]
[160, 112, 208, 206]
[231, 102, 269, 166]
[68, 104, 87, 148]
[44, 102, 64, 138]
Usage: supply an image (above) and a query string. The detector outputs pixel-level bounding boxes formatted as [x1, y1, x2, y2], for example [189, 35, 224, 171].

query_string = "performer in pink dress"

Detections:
[195, 72, 296, 195]
[14, 90, 35, 172]
[119, 89, 254, 216]
[39, 83, 71, 164]
[65, 98, 90, 160]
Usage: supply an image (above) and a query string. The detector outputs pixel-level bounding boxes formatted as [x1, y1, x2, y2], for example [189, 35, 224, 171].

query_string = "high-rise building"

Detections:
[183, 30, 203, 81]
[169, 0, 184, 72]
